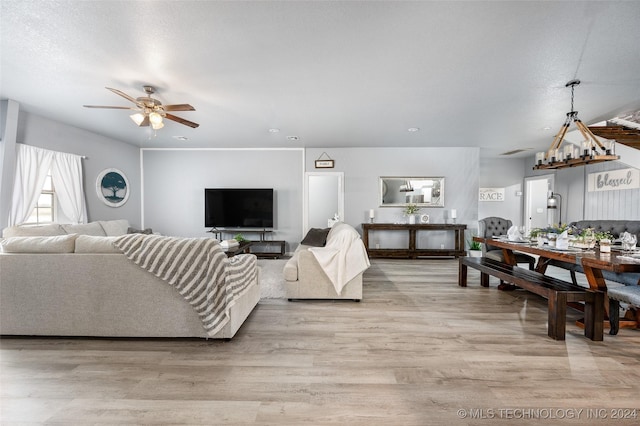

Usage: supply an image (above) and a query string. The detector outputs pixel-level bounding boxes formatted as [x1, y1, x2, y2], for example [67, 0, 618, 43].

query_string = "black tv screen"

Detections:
[205, 188, 274, 228]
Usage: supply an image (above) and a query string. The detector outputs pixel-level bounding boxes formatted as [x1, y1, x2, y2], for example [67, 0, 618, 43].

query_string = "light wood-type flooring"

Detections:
[2, 259, 639, 425]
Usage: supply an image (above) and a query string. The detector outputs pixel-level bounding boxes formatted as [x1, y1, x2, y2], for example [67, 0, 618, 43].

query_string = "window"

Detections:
[24, 173, 55, 225]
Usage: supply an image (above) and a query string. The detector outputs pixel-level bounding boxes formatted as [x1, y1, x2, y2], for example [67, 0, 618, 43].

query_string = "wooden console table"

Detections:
[362, 223, 467, 259]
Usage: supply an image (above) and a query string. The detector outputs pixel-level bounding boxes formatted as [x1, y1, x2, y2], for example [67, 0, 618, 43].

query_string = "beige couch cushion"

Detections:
[0, 234, 78, 253]
[283, 258, 298, 281]
[97, 220, 130, 236]
[74, 235, 121, 253]
[283, 245, 311, 282]
[2, 224, 66, 238]
[61, 222, 106, 236]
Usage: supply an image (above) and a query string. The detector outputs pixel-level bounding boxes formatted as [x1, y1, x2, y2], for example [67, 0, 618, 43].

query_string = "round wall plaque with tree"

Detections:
[96, 168, 129, 207]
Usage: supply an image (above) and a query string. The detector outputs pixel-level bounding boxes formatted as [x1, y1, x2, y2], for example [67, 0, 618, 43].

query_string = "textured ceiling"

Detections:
[2, 1, 640, 158]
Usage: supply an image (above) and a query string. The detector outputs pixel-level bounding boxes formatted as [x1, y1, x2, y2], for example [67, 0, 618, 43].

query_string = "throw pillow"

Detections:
[61, 222, 106, 236]
[2, 224, 65, 238]
[127, 227, 153, 234]
[74, 235, 121, 253]
[300, 227, 331, 247]
[0, 234, 78, 253]
[97, 220, 130, 236]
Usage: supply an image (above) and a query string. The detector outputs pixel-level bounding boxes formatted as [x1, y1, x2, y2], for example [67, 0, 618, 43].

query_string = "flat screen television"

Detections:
[205, 188, 274, 229]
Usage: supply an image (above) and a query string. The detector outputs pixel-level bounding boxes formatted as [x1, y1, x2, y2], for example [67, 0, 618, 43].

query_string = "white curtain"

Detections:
[51, 150, 87, 224]
[9, 144, 55, 226]
[9, 144, 87, 226]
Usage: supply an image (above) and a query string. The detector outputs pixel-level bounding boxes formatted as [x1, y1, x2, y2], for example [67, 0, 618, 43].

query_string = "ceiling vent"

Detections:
[500, 148, 532, 156]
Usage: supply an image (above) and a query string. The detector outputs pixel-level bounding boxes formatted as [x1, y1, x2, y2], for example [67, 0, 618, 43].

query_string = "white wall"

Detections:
[140, 146, 481, 252]
[583, 162, 640, 220]
[478, 157, 526, 229]
[0, 100, 18, 228]
[0, 109, 142, 228]
[525, 154, 640, 222]
[306, 147, 480, 250]
[141, 149, 303, 249]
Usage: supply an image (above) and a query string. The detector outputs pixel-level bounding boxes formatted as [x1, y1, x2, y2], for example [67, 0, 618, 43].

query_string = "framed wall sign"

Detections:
[479, 187, 505, 202]
[587, 168, 640, 192]
[96, 168, 130, 207]
[315, 159, 335, 168]
[314, 152, 335, 168]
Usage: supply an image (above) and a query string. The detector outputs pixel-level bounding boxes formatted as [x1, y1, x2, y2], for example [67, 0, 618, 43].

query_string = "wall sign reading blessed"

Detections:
[479, 187, 505, 202]
[587, 168, 640, 192]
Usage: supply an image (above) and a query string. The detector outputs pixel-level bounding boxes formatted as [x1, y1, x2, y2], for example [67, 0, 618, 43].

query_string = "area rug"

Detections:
[257, 258, 288, 299]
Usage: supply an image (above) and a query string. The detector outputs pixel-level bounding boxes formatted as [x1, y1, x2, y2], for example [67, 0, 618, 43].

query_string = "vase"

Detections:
[408, 214, 416, 224]
[468, 250, 482, 257]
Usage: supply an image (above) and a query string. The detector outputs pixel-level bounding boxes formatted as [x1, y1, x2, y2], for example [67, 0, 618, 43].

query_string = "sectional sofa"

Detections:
[0, 220, 260, 338]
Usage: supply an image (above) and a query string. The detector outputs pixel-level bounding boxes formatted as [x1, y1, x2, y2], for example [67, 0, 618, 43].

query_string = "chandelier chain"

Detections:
[570, 84, 575, 112]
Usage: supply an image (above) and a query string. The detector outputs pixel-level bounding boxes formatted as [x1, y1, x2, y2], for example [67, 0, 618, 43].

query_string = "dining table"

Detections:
[473, 236, 640, 330]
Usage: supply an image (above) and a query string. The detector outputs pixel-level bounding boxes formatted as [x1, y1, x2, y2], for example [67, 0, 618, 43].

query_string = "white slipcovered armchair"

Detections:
[283, 222, 369, 301]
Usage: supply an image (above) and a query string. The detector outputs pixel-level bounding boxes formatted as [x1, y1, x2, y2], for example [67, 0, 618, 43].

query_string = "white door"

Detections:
[524, 175, 554, 231]
[303, 172, 344, 233]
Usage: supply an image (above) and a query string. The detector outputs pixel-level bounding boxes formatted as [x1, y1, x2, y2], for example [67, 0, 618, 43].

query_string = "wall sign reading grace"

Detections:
[96, 168, 130, 207]
[587, 168, 640, 192]
[479, 187, 505, 202]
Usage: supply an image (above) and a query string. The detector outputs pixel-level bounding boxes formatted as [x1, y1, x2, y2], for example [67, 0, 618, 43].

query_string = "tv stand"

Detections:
[207, 228, 285, 258]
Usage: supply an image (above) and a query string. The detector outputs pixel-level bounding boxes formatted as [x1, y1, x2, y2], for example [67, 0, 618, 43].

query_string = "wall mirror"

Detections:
[379, 176, 444, 207]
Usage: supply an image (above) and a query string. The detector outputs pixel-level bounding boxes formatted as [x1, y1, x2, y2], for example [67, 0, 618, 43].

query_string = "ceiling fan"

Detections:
[83, 85, 199, 129]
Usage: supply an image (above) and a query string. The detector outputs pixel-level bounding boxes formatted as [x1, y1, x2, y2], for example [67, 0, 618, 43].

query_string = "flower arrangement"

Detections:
[529, 224, 615, 249]
[530, 223, 571, 237]
[404, 203, 421, 215]
[594, 230, 614, 241]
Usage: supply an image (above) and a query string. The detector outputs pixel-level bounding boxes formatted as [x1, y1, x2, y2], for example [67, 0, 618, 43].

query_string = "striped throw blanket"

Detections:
[114, 234, 257, 337]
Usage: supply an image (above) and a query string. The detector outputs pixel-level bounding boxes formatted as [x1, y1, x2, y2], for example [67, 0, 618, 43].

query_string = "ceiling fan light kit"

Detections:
[533, 79, 619, 171]
[129, 113, 146, 126]
[84, 85, 200, 131]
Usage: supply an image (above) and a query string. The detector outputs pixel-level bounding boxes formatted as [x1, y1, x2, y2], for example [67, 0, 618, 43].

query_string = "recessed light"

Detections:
[286, 136, 299, 141]
[407, 127, 420, 132]
[542, 127, 552, 131]
[268, 128, 280, 133]
[173, 136, 189, 141]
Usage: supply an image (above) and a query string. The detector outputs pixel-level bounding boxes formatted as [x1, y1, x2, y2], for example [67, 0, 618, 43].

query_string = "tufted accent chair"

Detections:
[478, 217, 536, 270]
[607, 285, 640, 335]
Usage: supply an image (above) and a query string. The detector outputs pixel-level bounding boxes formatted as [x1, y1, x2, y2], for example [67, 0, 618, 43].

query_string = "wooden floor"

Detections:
[2, 259, 640, 425]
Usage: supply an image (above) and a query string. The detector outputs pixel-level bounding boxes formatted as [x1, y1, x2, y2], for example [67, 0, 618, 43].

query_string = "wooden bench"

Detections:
[459, 256, 604, 341]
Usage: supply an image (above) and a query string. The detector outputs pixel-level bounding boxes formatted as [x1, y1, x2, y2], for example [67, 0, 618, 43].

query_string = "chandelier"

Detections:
[533, 79, 619, 170]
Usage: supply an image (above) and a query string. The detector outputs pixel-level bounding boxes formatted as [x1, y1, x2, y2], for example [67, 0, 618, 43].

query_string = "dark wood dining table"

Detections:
[473, 236, 640, 329]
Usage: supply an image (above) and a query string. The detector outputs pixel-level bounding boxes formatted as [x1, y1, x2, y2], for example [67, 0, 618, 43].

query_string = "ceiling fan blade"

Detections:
[83, 105, 136, 109]
[163, 104, 196, 111]
[165, 113, 200, 128]
[106, 87, 142, 106]
[138, 116, 150, 127]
